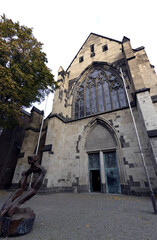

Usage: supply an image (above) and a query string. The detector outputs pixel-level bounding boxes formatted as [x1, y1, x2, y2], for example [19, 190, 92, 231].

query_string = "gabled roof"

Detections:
[58, 66, 64, 73]
[90, 33, 122, 44]
[66, 32, 122, 72]
[21, 109, 31, 117]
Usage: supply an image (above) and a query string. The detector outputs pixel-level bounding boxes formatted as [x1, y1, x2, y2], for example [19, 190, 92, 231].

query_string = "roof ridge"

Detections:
[90, 32, 122, 44]
[66, 33, 122, 72]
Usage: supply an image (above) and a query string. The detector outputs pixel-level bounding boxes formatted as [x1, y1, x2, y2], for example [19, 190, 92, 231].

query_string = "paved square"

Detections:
[0, 191, 157, 240]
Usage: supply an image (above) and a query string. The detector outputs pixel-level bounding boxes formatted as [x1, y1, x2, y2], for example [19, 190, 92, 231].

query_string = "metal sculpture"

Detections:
[0, 154, 46, 237]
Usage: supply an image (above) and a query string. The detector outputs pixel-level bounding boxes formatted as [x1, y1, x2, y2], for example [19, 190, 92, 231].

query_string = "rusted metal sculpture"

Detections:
[0, 154, 46, 237]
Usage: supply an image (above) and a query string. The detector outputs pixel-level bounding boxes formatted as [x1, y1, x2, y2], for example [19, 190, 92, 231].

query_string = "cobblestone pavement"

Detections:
[0, 191, 157, 240]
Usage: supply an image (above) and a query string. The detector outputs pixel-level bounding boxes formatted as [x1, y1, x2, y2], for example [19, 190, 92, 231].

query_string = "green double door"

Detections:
[89, 152, 121, 194]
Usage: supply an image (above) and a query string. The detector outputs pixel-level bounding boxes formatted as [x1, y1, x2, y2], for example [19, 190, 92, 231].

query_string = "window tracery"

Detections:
[74, 68, 127, 119]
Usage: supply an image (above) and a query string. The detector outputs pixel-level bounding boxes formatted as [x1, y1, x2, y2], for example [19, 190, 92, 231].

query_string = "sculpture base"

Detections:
[1, 207, 35, 237]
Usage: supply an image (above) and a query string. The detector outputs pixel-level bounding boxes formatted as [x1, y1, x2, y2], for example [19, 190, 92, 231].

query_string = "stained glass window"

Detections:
[103, 81, 111, 111]
[111, 89, 119, 110]
[80, 99, 84, 118]
[118, 87, 127, 107]
[97, 81, 104, 112]
[91, 83, 97, 114]
[85, 87, 90, 116]
[74, 101, 79, 119]
[74, 67, 127, 119]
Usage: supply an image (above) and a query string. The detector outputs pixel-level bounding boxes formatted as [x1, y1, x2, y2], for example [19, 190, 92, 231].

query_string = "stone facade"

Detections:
[0, 109, 30, 189]
[12, 107, 45, 187]
[12, 33, 157, 195]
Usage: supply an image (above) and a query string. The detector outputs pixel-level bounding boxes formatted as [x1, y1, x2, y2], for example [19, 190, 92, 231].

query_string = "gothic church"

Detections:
[12, 33, 157, 195]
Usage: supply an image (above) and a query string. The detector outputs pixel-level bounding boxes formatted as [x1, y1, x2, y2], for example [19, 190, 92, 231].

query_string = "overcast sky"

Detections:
[1, 0, 157, 116]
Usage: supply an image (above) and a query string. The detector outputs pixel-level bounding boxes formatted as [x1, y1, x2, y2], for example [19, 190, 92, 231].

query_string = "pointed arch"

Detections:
[72, 63, 127, 119]
[84, 116, 122, 151]
[78, 116, 128, 193]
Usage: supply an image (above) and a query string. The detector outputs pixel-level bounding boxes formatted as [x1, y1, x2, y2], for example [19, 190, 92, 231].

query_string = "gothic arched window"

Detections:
[74, 68, 127, 119]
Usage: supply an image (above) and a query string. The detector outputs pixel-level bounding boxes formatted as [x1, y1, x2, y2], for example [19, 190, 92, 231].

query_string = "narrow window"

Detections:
[75, 101, 79, 119]
[111, 89, 119, 110]
[118, 87, 127, 107]
[97, 81, 104, 112]
[80, 99, 84, 118]
[102, 44, 108, 52]
[90, 44, 94, 52]
[90, 44, 95, 57]
[85, 86, 91, 116]
[91, 83, 97, 114]
[103, 81, 111, 111]
[79, 56, 84, 63]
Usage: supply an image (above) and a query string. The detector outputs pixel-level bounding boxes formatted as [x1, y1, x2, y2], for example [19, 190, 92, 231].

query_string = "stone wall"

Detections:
[42, 107, 157, 194]
[12, 107, 45, 184]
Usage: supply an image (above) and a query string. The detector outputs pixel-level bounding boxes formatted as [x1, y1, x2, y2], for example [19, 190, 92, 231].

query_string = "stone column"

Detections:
[100, 151, 106, 193]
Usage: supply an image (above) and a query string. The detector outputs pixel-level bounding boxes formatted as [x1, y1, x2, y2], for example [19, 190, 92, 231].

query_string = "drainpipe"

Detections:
[29, 94, 49, 188]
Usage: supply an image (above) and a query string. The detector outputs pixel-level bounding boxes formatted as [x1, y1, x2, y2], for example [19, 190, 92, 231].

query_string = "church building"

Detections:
[12, 33, 157, 195]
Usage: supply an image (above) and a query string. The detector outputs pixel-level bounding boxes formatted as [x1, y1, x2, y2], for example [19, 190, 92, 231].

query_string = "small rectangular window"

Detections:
[102, 44, 108, 52]
[90, 44, 94, 52]
[90, 52, 95, 58]
[79, 56, 84, 63]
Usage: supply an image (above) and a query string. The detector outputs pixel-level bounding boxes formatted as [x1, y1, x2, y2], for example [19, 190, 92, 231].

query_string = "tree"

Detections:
[0, 14, 57, 128]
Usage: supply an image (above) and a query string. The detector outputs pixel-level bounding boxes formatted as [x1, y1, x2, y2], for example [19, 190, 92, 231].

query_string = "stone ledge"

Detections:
[130, 187, 157, 196]
[18, 152, 25, 158]
[42, 144, 52, 152]
[31, 106, 44, 115]
[147, 130, 157, 138]
[25, 126, 47, 132]
[151, 95, 157, 103]
[135, 88, 150, 95]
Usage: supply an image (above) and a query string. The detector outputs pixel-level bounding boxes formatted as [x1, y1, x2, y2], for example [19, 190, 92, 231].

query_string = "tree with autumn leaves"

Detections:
[0, 15, 57, 128]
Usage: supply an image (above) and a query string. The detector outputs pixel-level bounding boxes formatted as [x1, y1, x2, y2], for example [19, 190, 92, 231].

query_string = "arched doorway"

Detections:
[85, 120, 121, 194]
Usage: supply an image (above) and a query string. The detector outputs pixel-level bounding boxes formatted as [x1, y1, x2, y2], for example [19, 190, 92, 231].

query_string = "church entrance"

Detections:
[88, 153, 101, 192]
[104, 152, 121, 194]
[85, 121, 122, 194]
[90, 170, 101, 192]
[88, 152, 121, 193]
